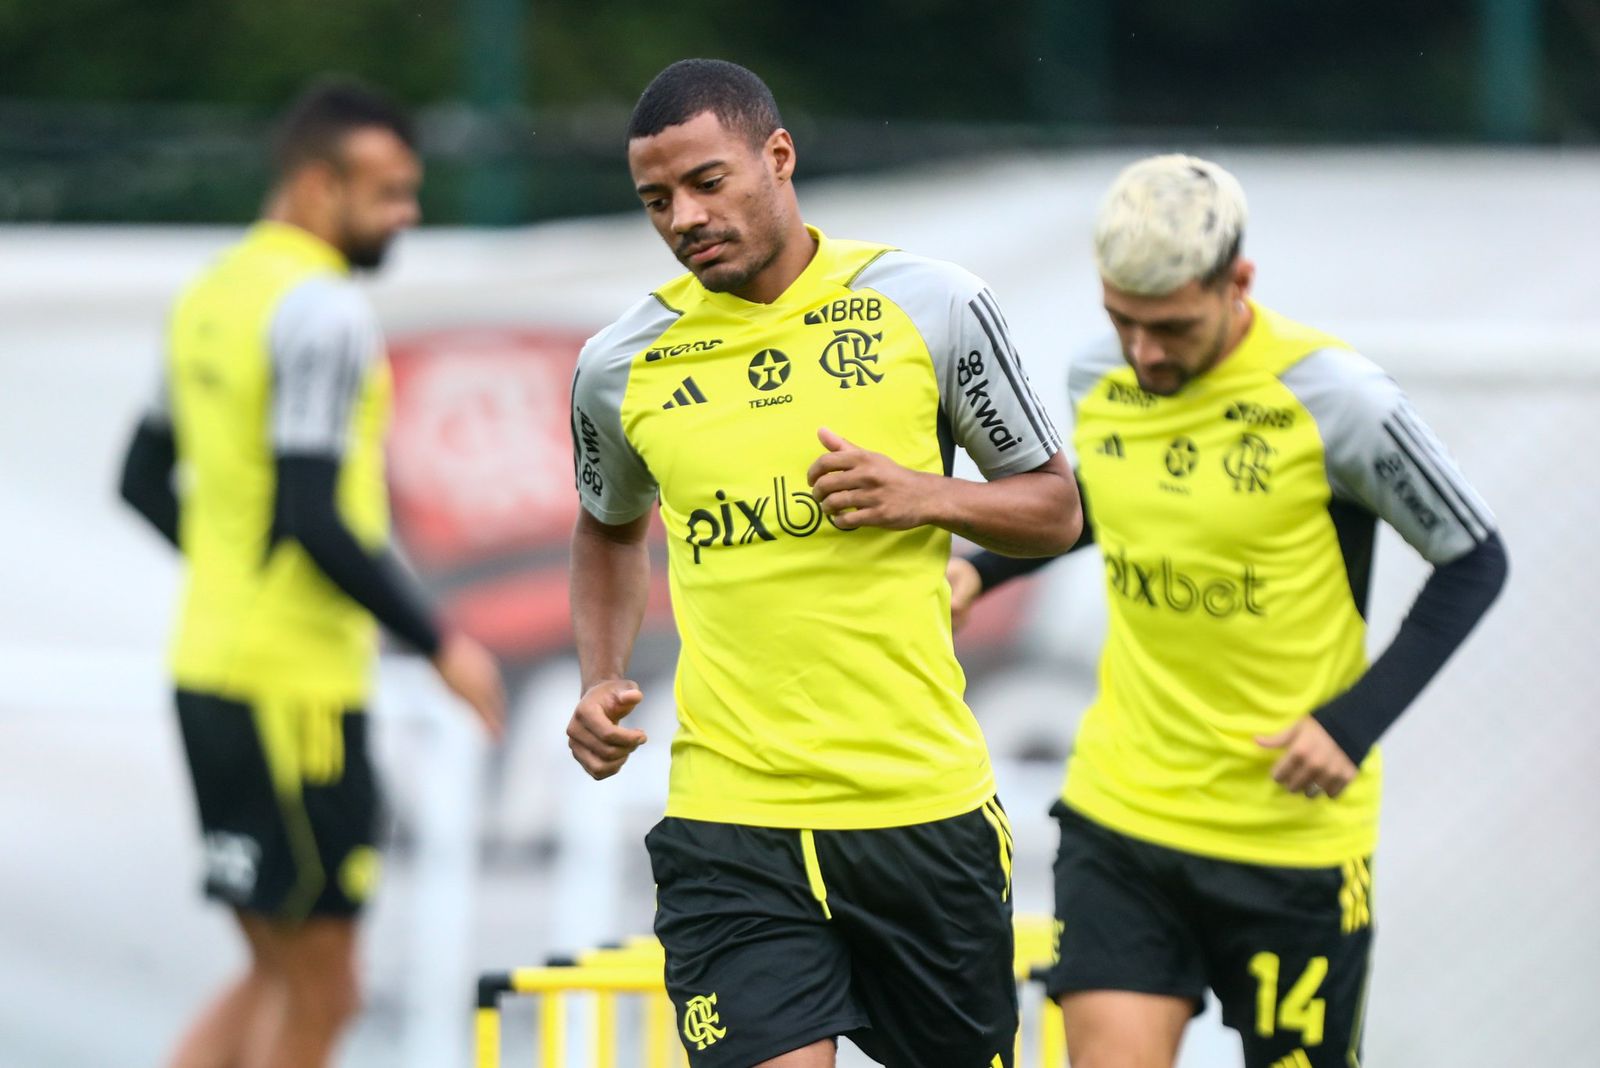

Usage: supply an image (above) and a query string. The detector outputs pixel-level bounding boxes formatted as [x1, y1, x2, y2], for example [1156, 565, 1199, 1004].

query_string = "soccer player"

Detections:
[117, 81, 504, 1068]
[949, 155, 1508, 1068]
[565, 59, 1081, 1068]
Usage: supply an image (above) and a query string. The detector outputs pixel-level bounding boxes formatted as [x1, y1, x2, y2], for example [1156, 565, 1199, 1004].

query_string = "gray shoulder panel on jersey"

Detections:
[570, 293, 678, 524]
[1280, 347, 1495, 565]
[1066, 333, 1126, 412]
[853, 251, 1059, 479]
[269, 276, 381, 458]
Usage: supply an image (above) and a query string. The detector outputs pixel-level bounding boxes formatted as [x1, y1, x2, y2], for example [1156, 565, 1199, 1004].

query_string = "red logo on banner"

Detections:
[386, 327, 671, 661]
[388, 327, 583, 568]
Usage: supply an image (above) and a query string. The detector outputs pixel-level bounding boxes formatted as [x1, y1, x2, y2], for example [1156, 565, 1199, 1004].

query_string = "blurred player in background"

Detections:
[117, 80, 504, 1068]
[949, 155, 1508, 1067]
[566, 59, 1080, 1067]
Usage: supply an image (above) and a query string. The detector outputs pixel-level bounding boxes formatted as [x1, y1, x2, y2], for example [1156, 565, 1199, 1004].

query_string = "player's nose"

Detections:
[670, 191, 710, 234]
[1129, 328, 1164, 367]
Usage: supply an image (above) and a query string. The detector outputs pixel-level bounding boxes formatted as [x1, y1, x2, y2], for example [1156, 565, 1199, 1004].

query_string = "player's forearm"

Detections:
[967, 514, 1096, 592]
[118, 420, 181, 548]
[570, 511, 652, 690]
[926, 454, 1082, 556]
[1313, 531, 1509, 763]
[276, 456, 442, 656]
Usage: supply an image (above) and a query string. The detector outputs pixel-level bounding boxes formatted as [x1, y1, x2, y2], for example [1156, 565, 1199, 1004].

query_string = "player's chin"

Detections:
[690, 258, 752, 293]
[1136, 370, 1187, 396]
[346, 239, 393, 272]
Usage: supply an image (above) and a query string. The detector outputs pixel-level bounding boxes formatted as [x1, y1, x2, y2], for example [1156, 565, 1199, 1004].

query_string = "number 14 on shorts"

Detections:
[1248, 952, 1328, 1046]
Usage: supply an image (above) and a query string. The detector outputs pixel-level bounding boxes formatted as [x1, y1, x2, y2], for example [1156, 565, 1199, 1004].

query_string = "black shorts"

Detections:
[175, 689, 381, 921]
[1043, 801, 1373, 1068]
[645, 799, 1019, 1068]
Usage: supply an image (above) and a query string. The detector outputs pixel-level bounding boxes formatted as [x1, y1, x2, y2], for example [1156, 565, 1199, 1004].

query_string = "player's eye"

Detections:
[699, 176, 724, 192]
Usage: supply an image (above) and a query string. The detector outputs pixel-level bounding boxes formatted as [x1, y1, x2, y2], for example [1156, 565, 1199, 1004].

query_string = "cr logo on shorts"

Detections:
[682, 992, 727, 1050]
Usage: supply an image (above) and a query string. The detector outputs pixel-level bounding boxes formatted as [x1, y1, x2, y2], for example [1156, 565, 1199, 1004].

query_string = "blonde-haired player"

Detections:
[951, 154, 1507, 1067]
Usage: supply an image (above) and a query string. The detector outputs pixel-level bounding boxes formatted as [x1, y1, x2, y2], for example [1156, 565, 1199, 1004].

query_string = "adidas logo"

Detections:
[662, 377, 708, 409]
[1096, 433, 1126, 458]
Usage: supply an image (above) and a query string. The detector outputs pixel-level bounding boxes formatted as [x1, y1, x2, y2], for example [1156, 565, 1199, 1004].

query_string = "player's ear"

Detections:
[767, 128, 796, 184]
[1231, 257, 1256, 300]
[289, 158, 344, 215]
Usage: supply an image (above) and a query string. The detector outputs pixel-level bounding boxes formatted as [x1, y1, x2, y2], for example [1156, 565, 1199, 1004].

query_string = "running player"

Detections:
[565, 59, 1081, 1068]
[117, 80, 504, 1068]
[950, 154, 1509, 1067]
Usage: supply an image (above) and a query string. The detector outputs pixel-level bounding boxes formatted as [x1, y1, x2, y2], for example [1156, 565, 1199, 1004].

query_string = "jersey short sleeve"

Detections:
[853, 253, 1060, 479]
[1282, 347, 1496, 564]
[570, 296, 673, 525]
[268, 277, 380, 458]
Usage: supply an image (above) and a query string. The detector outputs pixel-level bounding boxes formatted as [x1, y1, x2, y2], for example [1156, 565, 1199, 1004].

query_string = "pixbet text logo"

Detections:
[683, 476, 849, 564]
[1103, 546, 1267, 618]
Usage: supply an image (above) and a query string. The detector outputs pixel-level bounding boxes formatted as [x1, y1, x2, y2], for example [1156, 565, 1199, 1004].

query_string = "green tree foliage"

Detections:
[0, 0, 1591, 222]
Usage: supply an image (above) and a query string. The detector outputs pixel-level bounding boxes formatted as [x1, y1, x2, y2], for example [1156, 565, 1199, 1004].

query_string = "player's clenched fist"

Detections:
[806, 426, 933, 530]
[568, 679, 647, 780]
[1256, 716, 1359, 799]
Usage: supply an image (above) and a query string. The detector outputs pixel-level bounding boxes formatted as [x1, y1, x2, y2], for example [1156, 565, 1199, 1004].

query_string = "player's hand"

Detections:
[947, 556, 983, 633]
[1256, 716, 1358, 799]
[432, 632, 506, 741]
[806, 427, 935, 530]
[568, 679, 647, 780]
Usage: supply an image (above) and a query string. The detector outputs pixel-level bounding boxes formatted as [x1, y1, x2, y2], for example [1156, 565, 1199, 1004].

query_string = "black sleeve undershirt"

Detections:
[118, 420, 180, 548]
[1314, 531, 1508, 764]
[275, 455, 442, 657]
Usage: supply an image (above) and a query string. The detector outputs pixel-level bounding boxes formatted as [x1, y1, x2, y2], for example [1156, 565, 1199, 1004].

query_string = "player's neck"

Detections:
[1212, 299, 1256, 370]
[262, 194, 342, 258]
[731, 221, 819, 305]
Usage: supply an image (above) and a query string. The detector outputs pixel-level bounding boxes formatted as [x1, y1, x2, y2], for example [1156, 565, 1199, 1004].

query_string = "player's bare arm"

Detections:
[432, 632, 507, 740]
[567, 508, 651, 779]
[806, 427, 1080, 556]
[946, 556, 985, 632]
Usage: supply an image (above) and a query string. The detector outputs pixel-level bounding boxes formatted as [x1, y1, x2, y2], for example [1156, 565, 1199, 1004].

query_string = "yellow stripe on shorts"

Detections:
[978, 799, 1014, 902]
[799, 829, 833, 920]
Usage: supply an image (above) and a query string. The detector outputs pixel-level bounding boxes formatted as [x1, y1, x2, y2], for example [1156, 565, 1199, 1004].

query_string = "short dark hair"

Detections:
[627, 59, 782, 147]
[272, 78, 417, 178]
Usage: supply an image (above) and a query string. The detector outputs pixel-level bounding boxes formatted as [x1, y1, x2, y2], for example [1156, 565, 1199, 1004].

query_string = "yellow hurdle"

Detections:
[476, 915, 1066, 1067]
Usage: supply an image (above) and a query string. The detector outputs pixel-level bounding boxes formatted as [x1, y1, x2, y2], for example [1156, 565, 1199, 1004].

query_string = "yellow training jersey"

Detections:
[572, 227, 1060, 829]
[1065, 302, 1495, 866]
[159, 222, 392, 705]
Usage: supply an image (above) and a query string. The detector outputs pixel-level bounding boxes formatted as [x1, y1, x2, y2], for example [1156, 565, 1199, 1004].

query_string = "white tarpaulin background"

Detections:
[2, 147, 1596, 1067]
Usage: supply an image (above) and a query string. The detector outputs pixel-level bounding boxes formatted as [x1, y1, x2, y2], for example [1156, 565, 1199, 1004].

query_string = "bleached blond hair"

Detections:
[1093, 154, 1248, 296]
